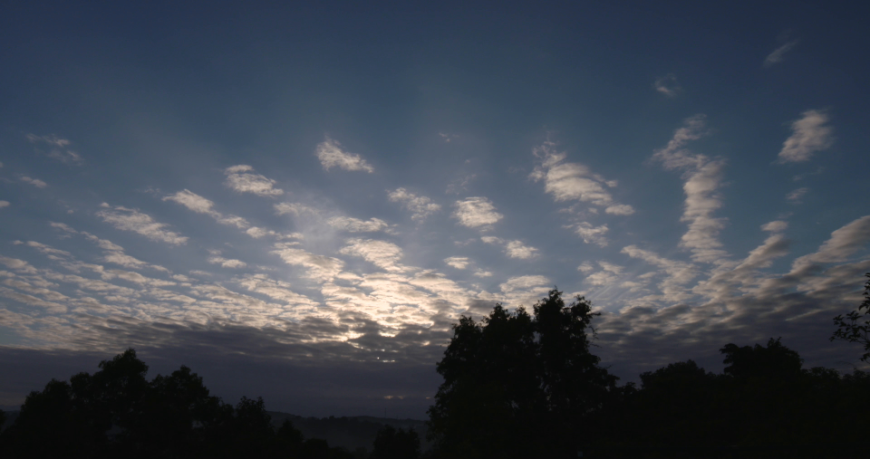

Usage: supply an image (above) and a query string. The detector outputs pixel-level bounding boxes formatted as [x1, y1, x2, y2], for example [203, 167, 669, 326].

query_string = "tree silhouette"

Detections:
[370, 425, 420, 459]
[427, 289, 617, 459]
[832, 272, 870, 361]
[0, 349, 353, 459]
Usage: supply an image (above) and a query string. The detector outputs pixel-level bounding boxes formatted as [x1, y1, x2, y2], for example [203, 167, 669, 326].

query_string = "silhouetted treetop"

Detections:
[832, 272, 870, 362]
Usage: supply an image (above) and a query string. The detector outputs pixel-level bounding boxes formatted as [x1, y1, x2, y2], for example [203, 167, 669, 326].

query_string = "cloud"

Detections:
[316, 137, 374, 173]
[208, 256, 248, 269]
[777, 110, 834, 163]
[26, 133, 83, 164]
[504, 240, 538, 259]
[388, 189, 441, 221]
[0, 201, 9, 209]
[568, 222, 609, 247]
[327, 216, 390, 233]
[274, 202, 318, 217]
[530, 141, 634, 215]
[163, 189, 217, 214]
[790, 215, 870, 273]
[762, 220, 789, 233]
[224, 165, 284, 196]
[97, 205, 188, 245]
[444, 257, 470, 269]
[340, 239, 407, 272]
[787, 187, 809, 203]
[20, 176, 47, 188]
[452, 197, 503, 229]
[271, 243, 344, 282]
[498, 275, 552, 306]
[473, 269, 492, 278]
[652, 115, 729, 264]
[481, 237, 538, 259]
[764, 40, 799, 67]
[80, 232, 168, 272]
[577, 262, 594, 273]
[621, 245, 697, 303]
[654, 74, 681, 97]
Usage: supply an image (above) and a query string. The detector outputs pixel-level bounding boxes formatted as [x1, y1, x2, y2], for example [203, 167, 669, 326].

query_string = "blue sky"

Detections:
[1, 1, 869, 418]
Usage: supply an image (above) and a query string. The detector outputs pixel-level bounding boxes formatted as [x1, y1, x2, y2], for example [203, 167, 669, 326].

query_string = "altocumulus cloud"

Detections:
[224, 165, 284, 197]
[778, 110, 835, 163]
[388, 188, 441, 221]
[452, 197, 503, 229]
[316, 137, 374, 173]
[97, 204, 188, 245]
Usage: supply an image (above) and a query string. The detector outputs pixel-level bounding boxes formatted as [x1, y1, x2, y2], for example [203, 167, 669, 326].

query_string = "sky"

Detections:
[1, 1, 869, 419]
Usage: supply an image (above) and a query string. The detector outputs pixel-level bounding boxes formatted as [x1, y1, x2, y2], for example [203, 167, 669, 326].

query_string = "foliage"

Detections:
[427, 289, 618, 459]
[832, 272, 870, 361]
[0, 349, 354, 459]
[370, 425, 420, 459]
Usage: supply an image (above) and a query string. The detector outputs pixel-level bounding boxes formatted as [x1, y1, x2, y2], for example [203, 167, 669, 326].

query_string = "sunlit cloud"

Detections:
[328, 216, 391, 233]
[568, 222, 609, 247]
[444, 257, 470, 269]
[97, 204, 188, 245]
[481, 236, 538, 259]
[777, 110, 834, 163]
[224, 165, 284, 196]
[388, 188, 441, 221]
[652, 115, 729, 264]
[452, 197, 503, 229]
[316, 137, 374, 173]
[530, 141, 634, 215]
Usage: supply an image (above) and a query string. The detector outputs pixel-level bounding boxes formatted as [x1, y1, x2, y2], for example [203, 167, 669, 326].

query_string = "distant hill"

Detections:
[1, 409, 429, 452]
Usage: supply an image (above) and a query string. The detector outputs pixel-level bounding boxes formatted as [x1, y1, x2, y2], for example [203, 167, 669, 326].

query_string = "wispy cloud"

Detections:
[164, 189, 250, 229]
[274, 202, 318, 217]
[271, 243, 344, 282]
[453, 197, 503, 229]
[654, 74, 681, 97]
[0, 201, 9, 209]
[567, 222, 609, 247]
[786, 187, 809, 203]
[97, 204, 188, 245]
[327, 216, 390, 233]
[444, 257, 469, 269]
[530, 141, 634, 215]
[26, 133, 83, 164]
[316, 137, 374, 173]
[481, 236, 538, 259]
[652, 115, 729, 264]
[208, 256, 248, 269]
[20, 176, 48, 188]
[388, 188, 441, 221]
[777, 110, 834, 163]
[224, 165, 284, 196]
[340, 239, 408, 272]
[764, 40, 799, 67]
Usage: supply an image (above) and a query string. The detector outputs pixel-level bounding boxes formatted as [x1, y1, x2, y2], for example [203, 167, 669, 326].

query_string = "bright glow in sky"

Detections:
[1, 1, 869, 418]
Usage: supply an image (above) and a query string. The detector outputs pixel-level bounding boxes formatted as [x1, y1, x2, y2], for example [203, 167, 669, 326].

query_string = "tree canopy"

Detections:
[427, 289, 618, 459]
[832, 272, 870, 361]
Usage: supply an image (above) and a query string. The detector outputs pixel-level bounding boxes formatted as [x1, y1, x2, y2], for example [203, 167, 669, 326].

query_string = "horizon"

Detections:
[1, 1, 869, 419]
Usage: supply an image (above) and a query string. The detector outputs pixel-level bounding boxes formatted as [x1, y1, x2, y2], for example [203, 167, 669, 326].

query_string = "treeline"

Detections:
[0, 350, 419, 459]
[2, 274, 870, 459]
[425, 284, 870, 459]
